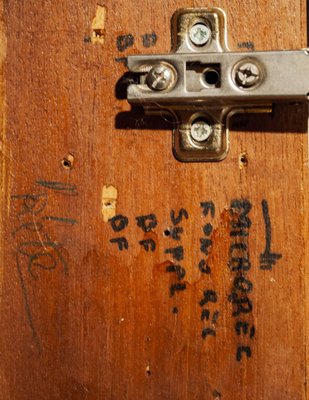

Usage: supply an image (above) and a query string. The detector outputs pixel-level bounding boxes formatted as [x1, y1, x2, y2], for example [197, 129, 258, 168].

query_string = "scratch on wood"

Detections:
[102, 185, 117, 222]
[91, 4, 106, 45]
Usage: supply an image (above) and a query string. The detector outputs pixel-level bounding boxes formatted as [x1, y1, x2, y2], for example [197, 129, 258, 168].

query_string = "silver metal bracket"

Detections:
[126, 8, 309, 162]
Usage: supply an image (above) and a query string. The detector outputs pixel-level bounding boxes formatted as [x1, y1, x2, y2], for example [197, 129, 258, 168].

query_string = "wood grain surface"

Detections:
[0, 1, 308, 399]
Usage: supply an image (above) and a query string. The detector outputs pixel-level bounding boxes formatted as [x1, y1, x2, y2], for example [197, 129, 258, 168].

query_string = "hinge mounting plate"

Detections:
[126, 8, 309, 162]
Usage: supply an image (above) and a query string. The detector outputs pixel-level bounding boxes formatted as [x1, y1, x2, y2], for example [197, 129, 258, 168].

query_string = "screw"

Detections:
[190, 120, 213, 142]
[146, 63, 176, 91]
[234, 61, 261, 89]
[189, 23, 211, 46]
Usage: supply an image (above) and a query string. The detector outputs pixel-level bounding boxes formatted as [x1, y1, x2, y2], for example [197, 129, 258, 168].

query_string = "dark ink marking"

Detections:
[13, 221, 44, 237]
[115, 57, 128, 66]
[199, 290, 217, 307]
[260, 200, 282, 270]
[136, 214, 157, 232]
[200, 309, 220, 340]
[202, 328, 216, 339]
[237, 41, 255, 50]
[233, 276, 253, 293]
[203, 223, 213, 236]
[17, 240, 65, 256]
[170, 208, 188, 226]
[170, 282, 186, 297]
[230, 230, 248, 237]
[229, 243, 248, 253]
[170, 227, 183, 241]
[42, 216, 78, 225]
[166, 264, 186, 280]
[139, 238, 156, 252]
[116, 34, 134, 52]
[200, 238, 212, 255]
[201, 309, 210, 321]
[27, 252, 57, 279]
[212, 310, 219, 324]
[141, 32, 157, 48]
[18, 240, 68, 278]
[110, 237, 128, 251]
[235, 321, 255, 338]
[228, 293, 253, 316]
[11, 193, 48, 217]
[200, 201, 215, 218]
[229, 243, 251, 271]
[228, 198, 253, 358]
[250, 326, 256, 338]
[16, 253, 41, 350]
[236, 346, 252, 361]
[36, 180, 78, 196]
[230, 199, 252, 235]
[164, 246, 183, 261]
[109, 215, 129, 232]
[198, 259, 211, 274]
[235, 321, 249, 335]
[228, 257, 251, 272]
[11, 194, 46, 200]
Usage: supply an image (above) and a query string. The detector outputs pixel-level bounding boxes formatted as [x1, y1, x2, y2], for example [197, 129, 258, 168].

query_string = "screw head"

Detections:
[234, 61, 261, 89]
[189, 23, 211, 46]
[146, 63, 176, 91]
[190, 120, 213, 142]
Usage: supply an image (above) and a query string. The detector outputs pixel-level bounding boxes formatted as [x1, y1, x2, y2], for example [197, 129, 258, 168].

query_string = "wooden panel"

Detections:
[0, 0, 307, 399]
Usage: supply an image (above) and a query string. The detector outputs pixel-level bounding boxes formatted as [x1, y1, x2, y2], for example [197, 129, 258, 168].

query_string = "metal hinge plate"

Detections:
[126, 8, 309, 162]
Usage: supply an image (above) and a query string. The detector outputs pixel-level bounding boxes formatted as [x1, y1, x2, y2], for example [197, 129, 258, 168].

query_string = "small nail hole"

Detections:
[239, 152, 248, 168]
[61, 153, 74, 170]
[164, 229, 171, 237]
[240, 156, 247, 163]
[62, 159, 71, 169]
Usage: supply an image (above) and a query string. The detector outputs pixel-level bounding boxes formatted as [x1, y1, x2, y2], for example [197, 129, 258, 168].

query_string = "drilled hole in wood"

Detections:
[239, 152, 248, 168]
[62, 159, 71, 169]
[61, 154, 74, 170]
[163, 229, 171, 237]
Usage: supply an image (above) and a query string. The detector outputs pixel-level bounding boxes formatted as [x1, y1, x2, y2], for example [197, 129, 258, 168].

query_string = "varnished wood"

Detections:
[0, 1, 308, 399]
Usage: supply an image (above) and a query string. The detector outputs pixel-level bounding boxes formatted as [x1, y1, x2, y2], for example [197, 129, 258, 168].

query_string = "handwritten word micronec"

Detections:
[107, 198, 282, 363]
